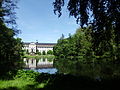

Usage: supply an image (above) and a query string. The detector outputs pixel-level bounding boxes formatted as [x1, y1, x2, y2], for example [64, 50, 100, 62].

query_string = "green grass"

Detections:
[0, 73, 119, 90]
[0, 79, 47, 90]
[0, 70, 49, 90]
[0, 79, 33, 89]
[23, 54, 55, 59]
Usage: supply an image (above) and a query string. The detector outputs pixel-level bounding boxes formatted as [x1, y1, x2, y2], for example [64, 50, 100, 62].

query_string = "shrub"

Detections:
[14, 70, 40, 81]
[42, 51, 46, 55]
[47, 50, 53, 55]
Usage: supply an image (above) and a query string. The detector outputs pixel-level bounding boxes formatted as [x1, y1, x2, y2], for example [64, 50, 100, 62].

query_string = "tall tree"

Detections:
[53, 0, 120, 61]
[0, 0, 23, 77]
[0, 0, 18, 31]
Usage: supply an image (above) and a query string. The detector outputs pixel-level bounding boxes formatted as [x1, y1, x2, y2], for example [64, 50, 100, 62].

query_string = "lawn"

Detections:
[0, 79, 46, 90]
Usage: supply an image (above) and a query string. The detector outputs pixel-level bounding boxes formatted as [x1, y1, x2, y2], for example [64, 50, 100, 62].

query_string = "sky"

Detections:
[16, 0, 80, 43]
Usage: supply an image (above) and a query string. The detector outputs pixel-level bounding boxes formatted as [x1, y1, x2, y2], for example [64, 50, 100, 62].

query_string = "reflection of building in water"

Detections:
[23, 42, 56, 53]
[24, 58, 53, 69]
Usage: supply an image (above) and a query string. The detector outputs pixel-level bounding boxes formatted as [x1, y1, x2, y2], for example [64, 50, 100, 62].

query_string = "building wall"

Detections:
[23, 42, 55, 54]
[37, 47, 53, 53]
[28, 43, 36, 53]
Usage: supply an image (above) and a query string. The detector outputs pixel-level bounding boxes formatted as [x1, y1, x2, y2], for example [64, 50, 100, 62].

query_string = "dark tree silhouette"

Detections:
[53, 0, 119, 31]
[0, 0, 18, 29]
[0, 0, 23, 77]
[53, 0, 120, 61]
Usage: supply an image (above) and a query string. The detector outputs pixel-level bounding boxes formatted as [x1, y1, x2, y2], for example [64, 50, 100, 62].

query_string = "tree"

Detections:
[38, 52, 41, 55]
[36, 49, 39, 54]
[53, 0, 119, 31]
[53, 0, 120, 61]
[0, 0, 18, 31]
[47, 50, 53, 55]
[42, 51, 46, 55]
[0, 0, 23, 77]
[53, 34, 66, 58]
[26, 49, 29, 54]
[0, 24, 23, 77]
[53, 27, 93, 61]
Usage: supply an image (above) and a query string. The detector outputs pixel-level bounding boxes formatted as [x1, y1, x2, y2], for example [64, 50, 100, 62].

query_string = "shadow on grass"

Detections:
[36, 73, 120, 90]
[1, 87, 18, 90]
[1, 73, 120, 90]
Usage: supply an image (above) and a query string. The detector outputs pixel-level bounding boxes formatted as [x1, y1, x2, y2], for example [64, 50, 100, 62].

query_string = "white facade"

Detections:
[37, 47, 53, 53]
[23, 42, 56, 53]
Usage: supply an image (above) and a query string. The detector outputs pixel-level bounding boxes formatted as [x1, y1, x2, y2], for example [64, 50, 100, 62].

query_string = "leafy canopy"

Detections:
[53, 0, 120, 43]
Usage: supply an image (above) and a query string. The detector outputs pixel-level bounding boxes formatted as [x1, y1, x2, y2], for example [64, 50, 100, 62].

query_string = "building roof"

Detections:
[23, 42, 56, 47]
[24, 42, 30, 45]
[36, 43, 56, 45]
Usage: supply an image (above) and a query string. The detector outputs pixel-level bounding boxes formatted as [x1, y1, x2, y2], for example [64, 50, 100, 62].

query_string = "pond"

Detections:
[23, 57, 57, 74]
[23, 58, 120, 80]
[54, 59, 120, 80]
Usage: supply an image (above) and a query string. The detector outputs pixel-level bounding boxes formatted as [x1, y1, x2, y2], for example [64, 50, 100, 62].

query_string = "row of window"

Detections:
[24, 47, 53, 48]
[37, 47, 53, 48]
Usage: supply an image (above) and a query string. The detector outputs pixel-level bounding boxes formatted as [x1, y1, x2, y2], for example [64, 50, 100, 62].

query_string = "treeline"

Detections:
[0, 23, 23, 77]
[36, 50, 53, 55]
[53, 27, 118, 62]
[24, 50, 53, 55]
[0, 0, 23, 77]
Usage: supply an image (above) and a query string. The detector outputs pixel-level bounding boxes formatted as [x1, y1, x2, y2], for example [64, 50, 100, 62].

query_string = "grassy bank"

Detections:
[0, 70, 47, 90]
[0, 79, 48, 90]
[0, 70, 120, 90]
[23, 55, 55, 59]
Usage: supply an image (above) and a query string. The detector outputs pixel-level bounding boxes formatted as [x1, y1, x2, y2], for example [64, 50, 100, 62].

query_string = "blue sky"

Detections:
[16, 0, 79, 43]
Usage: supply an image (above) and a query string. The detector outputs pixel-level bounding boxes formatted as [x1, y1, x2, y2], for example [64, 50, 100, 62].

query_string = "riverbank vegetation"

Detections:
[0, 70, 120, 89]
[54, 26, 119, 63]
[24, 50, 53, 56]
[22, 49, 55, 63]
[0, 0, 23, 78]
[0, 70, 46, 90]
[23, 49, 54, 59]
[53, 26, 120, 83]
[23, 54, 55, 59]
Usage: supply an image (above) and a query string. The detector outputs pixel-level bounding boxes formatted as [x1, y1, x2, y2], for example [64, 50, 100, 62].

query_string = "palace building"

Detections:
[23, 42, 56, 53]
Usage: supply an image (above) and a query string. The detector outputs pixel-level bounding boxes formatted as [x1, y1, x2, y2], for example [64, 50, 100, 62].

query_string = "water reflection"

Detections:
[24, 58, 53, 69]
[54, 59, 120, 80]
[35, 68, 57, 74]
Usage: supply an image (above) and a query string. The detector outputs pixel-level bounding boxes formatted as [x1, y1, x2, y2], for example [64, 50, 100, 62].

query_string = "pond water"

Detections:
[24, 58, 120, 80]
[34, 68, 57, 74]
[54, 59, 120, 80]
[23, 57, 57, 74]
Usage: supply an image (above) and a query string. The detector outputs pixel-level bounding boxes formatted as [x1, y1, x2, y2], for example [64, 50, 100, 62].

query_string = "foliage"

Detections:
[14, 70, 40, 81]
[0, 0, 19, 32]
[54, 27, 118, 62]
[35, 49, 39, 54]
[42, 51, 46, 55]
[0, 70, 46, 89]
[53, 0, 120, 61]
[54, 27, 94, 61]
[0, 79, 35, 90]
[0, 0, 23, 77]
[26, 49, 29, 54]
[38, 51, 42, 55]
[0, 24, 23, 77]
[0, 70, 120, 89]
[23, 55, 55, 59]
[47, 50, 53, 55]
[53, 0, 120, 36]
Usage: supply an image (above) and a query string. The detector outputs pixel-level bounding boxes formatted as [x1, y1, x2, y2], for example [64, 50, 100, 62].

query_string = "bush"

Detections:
[14, 70, 40, 81]
[42, 51, 46, 55]
[47, 50, 53, 55]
